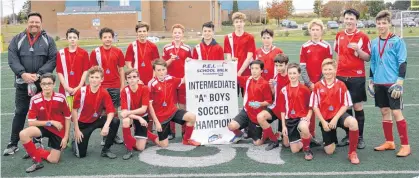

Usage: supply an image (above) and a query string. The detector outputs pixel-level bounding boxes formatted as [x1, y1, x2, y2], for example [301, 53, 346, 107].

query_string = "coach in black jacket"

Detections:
[4, 12, 56, 156]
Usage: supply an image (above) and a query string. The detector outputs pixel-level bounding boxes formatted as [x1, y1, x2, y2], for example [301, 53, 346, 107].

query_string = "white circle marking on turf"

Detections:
[139, 143, 285, 167]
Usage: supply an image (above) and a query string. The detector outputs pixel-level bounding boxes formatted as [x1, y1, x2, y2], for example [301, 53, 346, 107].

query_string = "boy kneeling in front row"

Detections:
[310, 58, 360, 164]
[279, 63, 313, 160]
[20, 73, 71, 173]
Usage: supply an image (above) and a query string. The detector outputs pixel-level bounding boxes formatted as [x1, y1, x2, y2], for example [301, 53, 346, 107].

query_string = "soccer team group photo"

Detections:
[1, 0, 417, 177]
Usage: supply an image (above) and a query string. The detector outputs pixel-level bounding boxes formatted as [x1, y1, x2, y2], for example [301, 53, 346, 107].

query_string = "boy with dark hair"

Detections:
[370, 10, 410, 157]
[256, 54, 289, 150]
[228, 60, 273, 146]
[20, 73, 71, 173]
[192, 22, 224, 60]
[334, 9, 371, 149]
[90, 27, 125, 145]
[56, 28, 89, 109]
[256, 28, 283, 80]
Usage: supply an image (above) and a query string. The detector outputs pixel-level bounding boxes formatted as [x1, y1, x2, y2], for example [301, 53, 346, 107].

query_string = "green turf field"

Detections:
[1, 38, 418, 178]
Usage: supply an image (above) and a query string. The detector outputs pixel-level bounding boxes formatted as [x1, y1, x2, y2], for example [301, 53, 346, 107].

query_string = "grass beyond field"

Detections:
[1, 35, 419, 177]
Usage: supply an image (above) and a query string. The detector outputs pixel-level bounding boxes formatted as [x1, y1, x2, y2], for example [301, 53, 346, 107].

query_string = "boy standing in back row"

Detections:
[224, 12, 256, 96]
[334, 9, 370, 149]
[90, 27, 125, 145]
[369, 10, 410, 157]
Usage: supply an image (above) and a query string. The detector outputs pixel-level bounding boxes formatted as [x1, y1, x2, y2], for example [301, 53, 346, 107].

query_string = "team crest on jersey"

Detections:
[340, 37, 344, 40]
[60, 51, 64, 55]
[307, 50, 311, 53]
[158, 87, 161, 90]
[40, 106, 45, 110]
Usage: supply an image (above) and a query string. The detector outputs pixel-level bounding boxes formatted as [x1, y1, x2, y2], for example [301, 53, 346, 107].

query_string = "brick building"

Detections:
[32, 0, 222, 38]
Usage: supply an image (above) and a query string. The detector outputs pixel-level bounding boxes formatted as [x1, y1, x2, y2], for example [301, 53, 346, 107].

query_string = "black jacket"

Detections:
[8, 30, 57, 88]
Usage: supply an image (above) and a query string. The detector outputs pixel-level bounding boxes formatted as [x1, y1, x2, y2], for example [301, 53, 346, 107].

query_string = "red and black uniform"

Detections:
[23, 92, 71, 163]
[233, 76, 272, 141]
[192, 39, 224, 60]
[72, 85, 120, 158]
[256, 46, 283, 80]
[148, 76, 195, 142]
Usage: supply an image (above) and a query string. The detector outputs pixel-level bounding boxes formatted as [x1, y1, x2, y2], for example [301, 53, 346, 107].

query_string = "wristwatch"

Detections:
[36, 74, 41, 79]
[46, 121, 52, 127]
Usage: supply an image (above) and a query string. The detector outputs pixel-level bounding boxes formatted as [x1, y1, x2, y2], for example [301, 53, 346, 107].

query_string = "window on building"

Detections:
[120, 0, 129, 6]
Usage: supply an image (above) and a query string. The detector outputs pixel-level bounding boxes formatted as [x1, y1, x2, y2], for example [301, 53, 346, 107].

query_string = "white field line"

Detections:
[10, 170, 419, 178]
[2, 104, 419, 116]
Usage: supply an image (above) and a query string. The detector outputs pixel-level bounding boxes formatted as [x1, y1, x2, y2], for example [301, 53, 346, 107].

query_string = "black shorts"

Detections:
[264, 108, 282, 132]
[158, 109, 187, 141]
[336, 76, 366, 103]
[319, 113, 351, 146]
[233, 109, 275, 141]
[374, 85, 403, 110]
[106, 88, 121, 108]
[37, 126, 62, 150]
[286, 118, 302, 143]
[132, 116, 148, 139]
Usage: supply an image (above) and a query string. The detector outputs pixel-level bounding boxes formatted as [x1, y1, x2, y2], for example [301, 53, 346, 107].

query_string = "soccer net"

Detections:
[392, 10, 419, 38]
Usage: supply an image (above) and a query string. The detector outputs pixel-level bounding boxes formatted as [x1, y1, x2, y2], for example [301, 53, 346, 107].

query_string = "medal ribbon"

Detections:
[379, 33, 392, 59]
[26, 30, 41, 49]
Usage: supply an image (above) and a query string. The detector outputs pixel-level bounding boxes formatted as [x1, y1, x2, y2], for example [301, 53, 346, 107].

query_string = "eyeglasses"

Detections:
[127, 76, 138, 79]
[40, 82, 54, 86]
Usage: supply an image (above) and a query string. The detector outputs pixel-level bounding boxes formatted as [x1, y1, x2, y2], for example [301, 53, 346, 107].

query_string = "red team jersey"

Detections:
[148, 76, 182, 123]
[162, 42, 191, 90]
[310, 79, 353, 120]
[256, 46, 283, 80]
[56, 47, 90, 95]
[125, 40, 160, 85]
[73, 85, 116, 123]
[279, 83, 311, 119]
[27, 92, 71, 138]
[238, 76, 272, 123]
[224, 32, 256, 76]
[269, 73, 290, 118]
[300, 40, 333, 83]
[334, 30, 371, 77]
[90, 46, 125, 88]
[120, 84, 150, 117]
[192, 39, 224, 60]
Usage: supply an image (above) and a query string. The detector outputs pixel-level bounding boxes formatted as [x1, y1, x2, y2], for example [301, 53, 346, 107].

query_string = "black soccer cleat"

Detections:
[265, 141, 279, 151]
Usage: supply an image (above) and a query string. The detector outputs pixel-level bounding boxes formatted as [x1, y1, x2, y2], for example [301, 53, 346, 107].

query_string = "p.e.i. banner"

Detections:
[186, 60, 238, 145]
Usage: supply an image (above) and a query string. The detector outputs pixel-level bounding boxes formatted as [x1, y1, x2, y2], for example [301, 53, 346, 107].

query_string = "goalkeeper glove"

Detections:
[367, 79, 375, 98]
[388, 80, 404, 99]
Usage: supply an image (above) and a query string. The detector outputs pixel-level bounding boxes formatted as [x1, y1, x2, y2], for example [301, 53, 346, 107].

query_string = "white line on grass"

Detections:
[2, 104, 419, 116]
[13, 170, 419, 178]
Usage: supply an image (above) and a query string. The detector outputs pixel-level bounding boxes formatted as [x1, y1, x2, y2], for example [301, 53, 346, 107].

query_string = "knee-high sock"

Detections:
[147, 130, 158, 144]
[262, 126, 277, 142]
[382, 120, 394, 142]
[37, 148, 50, 160]
[183, 125, 194, 141]
[309, 115, 316, 137]
[122, 127, 135, 151]
[23, 141, 41, 163]
[301, 136, 311, 151]
[396, 119, 409, 145]
[349, 130, 359, 154]
[354, 110, 365, 138]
